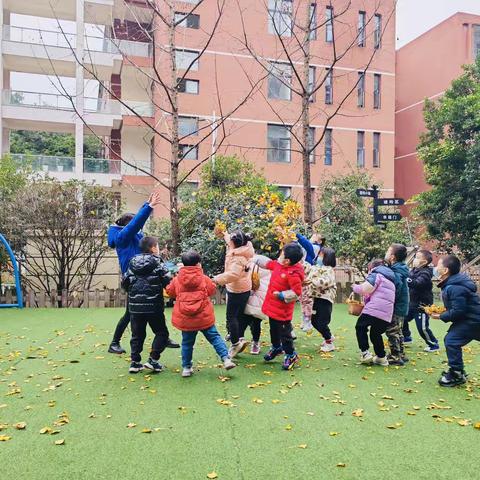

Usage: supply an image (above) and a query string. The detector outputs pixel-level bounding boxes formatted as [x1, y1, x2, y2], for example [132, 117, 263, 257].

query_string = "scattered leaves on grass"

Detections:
[218, 376, 230, 383]
[252, 398, 263, 404]
[126, 423, 137, 429]
[54, 439, 65, 445]
[216, 399, 235, 407]
[39, 427, 53, 435]
[352, 409, 364, 418]
[386, 423, 403, 430]
[458, 419, 471, 427]
[13, 422, 26, 430]
[0, 435, 11, 441]
[207, 472, 218, 479]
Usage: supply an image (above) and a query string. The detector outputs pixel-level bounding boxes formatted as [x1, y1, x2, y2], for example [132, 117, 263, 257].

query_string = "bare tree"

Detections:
[43, 0, 266, 255]
[235, 0, 396, 225]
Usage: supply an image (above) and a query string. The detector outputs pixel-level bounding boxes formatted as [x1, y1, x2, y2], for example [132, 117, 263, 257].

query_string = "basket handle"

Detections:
[348, 292, 355, 302]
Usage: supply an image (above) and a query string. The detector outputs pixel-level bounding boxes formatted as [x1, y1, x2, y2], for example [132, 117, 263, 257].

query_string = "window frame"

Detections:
[308, 126, 315, 164]
[308, 66, 316, 102]
[267, 124, 292, 163]
[357, 71, 365, 108]
[325, 6, 334, 43]
[175, 49, 199, 71]
[374, 14, 382, 49]
[277, 185, 292, 199]
[174, 11, 200, 29]
[268, 0, 293, 38]
[268, 62, 293, 101]
[178, 116, 199, 137]
[179, 144, 199, 160]
[177, 78, 200, 95]
[373, 73, 382, 109]
[357, 130, 365, 168]
[373, 132, 381, 168]
[309, 3, 317, 41]
[325, 68, 333, 105]
[358, 11, 366, 47]
[324, 128, 332, 166]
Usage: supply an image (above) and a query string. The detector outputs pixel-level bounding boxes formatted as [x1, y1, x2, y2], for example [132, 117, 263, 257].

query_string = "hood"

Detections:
[129, 254, 159, 275]
[177, 265, 205, 290]
[288, 262, 305, 280]
[391, 262, 409, 280]
[231, 241, 255, 259]
[107, 225, 122, 248]
[440, 273, 478, 293]
[373, 265, 395, 283]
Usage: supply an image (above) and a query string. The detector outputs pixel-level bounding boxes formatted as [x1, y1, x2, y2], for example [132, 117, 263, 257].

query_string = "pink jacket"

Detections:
[213, 234, 254, 294]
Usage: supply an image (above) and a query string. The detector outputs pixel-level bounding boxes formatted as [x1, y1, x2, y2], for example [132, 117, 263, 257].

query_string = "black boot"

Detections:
[438, 368, 467, 387]
[166, 338, 180, 349]
[108, 342, 126, 354]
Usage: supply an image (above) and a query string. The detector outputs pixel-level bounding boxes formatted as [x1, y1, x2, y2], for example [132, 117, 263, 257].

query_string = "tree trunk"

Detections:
[302, 4, 313, 225]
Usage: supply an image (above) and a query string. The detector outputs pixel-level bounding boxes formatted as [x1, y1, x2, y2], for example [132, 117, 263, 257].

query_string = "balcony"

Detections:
[2, 90, 122, 135]
[121, 101, 154, 117]
[11, 153, 122, 186]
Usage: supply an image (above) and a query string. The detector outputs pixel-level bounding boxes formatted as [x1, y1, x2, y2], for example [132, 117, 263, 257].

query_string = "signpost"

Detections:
[356, 185, 404, 229]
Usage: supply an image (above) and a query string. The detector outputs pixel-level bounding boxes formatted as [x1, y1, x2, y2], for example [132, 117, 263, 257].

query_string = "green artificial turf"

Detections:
[0, 305, 479, 480]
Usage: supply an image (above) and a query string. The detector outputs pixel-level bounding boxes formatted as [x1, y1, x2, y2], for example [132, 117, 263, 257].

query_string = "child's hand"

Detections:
[430, 313, 441, 320]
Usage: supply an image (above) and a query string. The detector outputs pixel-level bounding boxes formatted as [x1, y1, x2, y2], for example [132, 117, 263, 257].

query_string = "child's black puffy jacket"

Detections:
[408, 266, 433, 310]
[439, 273, 480, 324]
[122, 254, 171, 314]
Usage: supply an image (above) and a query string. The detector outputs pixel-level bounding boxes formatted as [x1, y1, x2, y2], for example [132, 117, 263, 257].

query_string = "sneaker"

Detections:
[224, 333, 231, 342]
[373, 356, 389, 367]
[360, 351, 374, 364]
[387, 355, 405, 366]
[290, 328, 297, 340]
[403, 336, 413, 345]
[401, 355, 410, 363]
[228, 339, 248, 358]
[108, 342, 126, 355]
[320, 341, 335, 353]
[223, 357, 237, 370]
[166, 338, 180, 349]
[182, 367, 194, 377]
[301, 320, 313, 332]
[424, 344, 440, 352]
[144, 358, 164, 373]
[282, 352, 299, 370]
[264, 347, 284, 362]
[129, 361, 144, 374]
[250, 342, 261, 355]
[438, 368, 467, 387]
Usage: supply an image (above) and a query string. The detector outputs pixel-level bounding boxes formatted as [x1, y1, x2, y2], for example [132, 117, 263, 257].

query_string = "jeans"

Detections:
[226, 291, 250, 344]
[269, 318, 294, 355]
[112, 302, 130, 343]
[355, 313, 389, 357]
[444, 321, 480, 371]
[403, 307, 438, 347]
[386, 314, 405, 359]
[130, 311, 169, 363]
[311, 298, 333, 340]
[181, 325, 229, 368]
[239, 314, 262, 342]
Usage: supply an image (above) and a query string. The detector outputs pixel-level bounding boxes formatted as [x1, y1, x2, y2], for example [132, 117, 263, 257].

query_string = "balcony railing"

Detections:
[11, 153, 121, 175]
[121, 101, 154, 117]
[3, 26, 152, 57]
[3, 90, 122, 115]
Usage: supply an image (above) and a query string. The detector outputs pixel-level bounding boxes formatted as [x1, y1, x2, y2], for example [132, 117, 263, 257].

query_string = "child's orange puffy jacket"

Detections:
[166, 265, 217, 332]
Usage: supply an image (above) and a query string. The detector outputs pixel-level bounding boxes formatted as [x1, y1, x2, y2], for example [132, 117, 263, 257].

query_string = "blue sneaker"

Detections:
[403, 336, 413, 345]
[424, 344, 440, 352]
[264, 347, 283, 362]
[282, 352, 299, 371]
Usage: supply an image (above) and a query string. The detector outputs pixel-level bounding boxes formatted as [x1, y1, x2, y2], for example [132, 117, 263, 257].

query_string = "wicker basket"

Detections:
[346, 293, 364, 316]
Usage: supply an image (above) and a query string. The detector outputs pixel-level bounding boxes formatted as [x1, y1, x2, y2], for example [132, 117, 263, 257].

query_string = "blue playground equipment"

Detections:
[0, 233, 24, 308]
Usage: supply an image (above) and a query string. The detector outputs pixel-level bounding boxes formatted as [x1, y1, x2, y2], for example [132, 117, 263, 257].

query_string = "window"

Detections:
[268, 0, 293, 37]
[324, 128, 332, 165]
[325, 69, 333, 104]
[308, 127, 315, 163]
[358, 11, 366, 47]
[277, 186, 292, 198]
[357, 72, 365, 107]
[374, 73, 381, 109]
[308, 66, 316, 102]
[309, 3, 317, 40]
[267, 124, 291, 163]
[175, 49, 199, 71]
[179, 144, 198, 160]
[325, 6, 333, 42]
[178, 116, 199, 137]
[474, 25, 480, 59]
[177, 78, 199, 94]
[174, 12, 200, 29]
[374, 14, 382, 49]
[268, 63, 292, 100]
[373, 132, 381, 167]
[357, 131, 365, 167]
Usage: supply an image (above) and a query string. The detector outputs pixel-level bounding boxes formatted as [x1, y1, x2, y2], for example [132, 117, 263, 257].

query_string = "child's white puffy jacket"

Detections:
[244, 255, 271, 321]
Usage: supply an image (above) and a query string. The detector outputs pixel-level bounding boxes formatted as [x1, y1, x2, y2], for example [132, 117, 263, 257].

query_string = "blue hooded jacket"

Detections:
[366, 265, 396, 286]
[107, 202, 153, 274]
[390, 262, 410, 317]
[296, 233, 322, 265]
[439, 273, 480, 324]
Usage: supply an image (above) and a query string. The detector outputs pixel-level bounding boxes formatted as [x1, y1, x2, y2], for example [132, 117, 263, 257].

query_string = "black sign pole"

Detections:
[372, 185, 379, 226]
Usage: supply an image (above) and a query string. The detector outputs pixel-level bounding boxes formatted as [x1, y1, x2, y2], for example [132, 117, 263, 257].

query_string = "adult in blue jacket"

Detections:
[107, 191, 179, 353]
[432, 255, 480, 387]
[295, 233, 325, 265]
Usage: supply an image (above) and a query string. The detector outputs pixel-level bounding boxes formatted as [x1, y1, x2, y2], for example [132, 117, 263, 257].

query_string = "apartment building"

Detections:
[0, 0, 396, 216]
[395, 12, 480, 203]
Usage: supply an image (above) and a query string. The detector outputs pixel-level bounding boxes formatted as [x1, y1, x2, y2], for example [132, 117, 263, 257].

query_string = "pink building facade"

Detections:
[395, 12, 480, 203]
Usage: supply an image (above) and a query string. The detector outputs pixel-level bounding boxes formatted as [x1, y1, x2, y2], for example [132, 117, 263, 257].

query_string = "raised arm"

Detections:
[296, 233, 314, 262]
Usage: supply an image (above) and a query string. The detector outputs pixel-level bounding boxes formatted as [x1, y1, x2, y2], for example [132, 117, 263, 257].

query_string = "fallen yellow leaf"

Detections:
[285, 424, 293, 431]
[458, 419, 471, 427]
[337, 463, 347, 468]
[207, 472, 218, 479]
[141, 428, 152, 434]
[126, 423, 137, 429]
[329, 432, 340, 436]
[0, 435, 11, 441]
[352, 409, 364, 417]
[298, 444, 308, 449]
[387, 422, 403, 429]
[13, 422, 26, 430]
[474, 422, 480, 430]
[54, 439, 65, 445]
[39, 427, 52, 435]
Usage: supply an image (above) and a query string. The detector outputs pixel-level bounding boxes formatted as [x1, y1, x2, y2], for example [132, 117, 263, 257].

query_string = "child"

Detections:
[213, 230, 254, 358]
[403, 249, 439, 352]
[258, 242, 305, 370]
[353, 259, 396, 366]
[305, 247, 337, 352]
[121, 236, 172, 374]
[384, 243, 410, 366]
[431, 255, 480, 387]
[166, 250, 236, 377]
[296, 233, 326, 331]
[241, 255, 272, 355]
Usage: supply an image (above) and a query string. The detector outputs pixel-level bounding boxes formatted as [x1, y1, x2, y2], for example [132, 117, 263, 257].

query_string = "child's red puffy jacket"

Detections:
[166, 265, 217, 332]
[262, 261, 305, 321]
